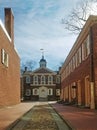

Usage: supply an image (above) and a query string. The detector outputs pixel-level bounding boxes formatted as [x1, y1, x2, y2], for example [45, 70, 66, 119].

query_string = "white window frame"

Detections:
[26, 76, 31, 83]
[33, 88, 39, 95]
[33, 75, 38, 85]
[56, 76, 60, 84]
[73, 56, 75, 70]
[41, 75, 45, 84]
[56, 89, 60, 96]
[79, 47, 82, 64]
[1, 49, 9, 67]
[82, 35, 90, 61]
[48, 88, 53, 95]
[86, 35, 90, 56]
[25, 89, 31, 96]
[48, 75, 53, 84]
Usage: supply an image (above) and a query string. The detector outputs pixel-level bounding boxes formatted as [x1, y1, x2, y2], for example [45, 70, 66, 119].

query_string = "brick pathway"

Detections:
[51, 103, 97, 130]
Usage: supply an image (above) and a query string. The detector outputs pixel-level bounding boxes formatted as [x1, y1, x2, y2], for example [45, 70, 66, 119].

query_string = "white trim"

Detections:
[1, 49, 9, 67]
[6, 54, 9, 67]
[48, 88, 53, 95]
[33, 88, 39, 95]
[1, 49, 5, 64]
[0, 19, 11, 42]
[33, 75, 38, 85]
[48, 75, 53, 84]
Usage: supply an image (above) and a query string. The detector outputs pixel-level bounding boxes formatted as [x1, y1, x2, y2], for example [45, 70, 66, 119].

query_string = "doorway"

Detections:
[39, 86, 48, 100]
[85, 76, 90, 107]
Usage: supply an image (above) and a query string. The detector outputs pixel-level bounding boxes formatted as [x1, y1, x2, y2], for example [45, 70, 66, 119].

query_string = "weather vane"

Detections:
[40, 48, 44, 57]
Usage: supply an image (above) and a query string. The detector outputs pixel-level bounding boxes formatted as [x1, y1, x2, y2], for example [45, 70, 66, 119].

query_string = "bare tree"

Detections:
[62, 0, 97, 34]
[21, 60, 36, 74]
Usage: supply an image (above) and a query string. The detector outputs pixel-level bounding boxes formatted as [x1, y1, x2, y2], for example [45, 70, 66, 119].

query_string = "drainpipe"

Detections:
[90, 27, 95, 109]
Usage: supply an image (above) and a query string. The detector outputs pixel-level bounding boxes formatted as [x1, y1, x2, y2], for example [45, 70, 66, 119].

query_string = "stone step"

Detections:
[39, 97, 48, 101]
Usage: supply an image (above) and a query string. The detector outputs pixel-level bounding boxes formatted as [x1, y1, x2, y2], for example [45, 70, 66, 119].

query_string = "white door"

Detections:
[39, 86, 48, 98]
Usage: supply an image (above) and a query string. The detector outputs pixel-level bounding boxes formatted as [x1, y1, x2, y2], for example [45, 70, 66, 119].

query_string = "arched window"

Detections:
[26, 76, 30, 83]
[48, 88, 53, 95]
[48, 75, 53, 84]
[33, 75, 38, 84]
[41, 75, 45, 84]
[25, 89, 31, 96]
[33, 88, 39, 95]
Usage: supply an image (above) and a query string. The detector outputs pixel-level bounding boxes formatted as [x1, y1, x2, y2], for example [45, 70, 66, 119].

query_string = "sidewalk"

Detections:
[51, 103, 97, 130]
[0, 102, 37, 130]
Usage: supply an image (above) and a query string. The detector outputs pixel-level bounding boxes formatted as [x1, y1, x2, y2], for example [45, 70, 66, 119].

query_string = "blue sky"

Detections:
[0, 0, 79, 70]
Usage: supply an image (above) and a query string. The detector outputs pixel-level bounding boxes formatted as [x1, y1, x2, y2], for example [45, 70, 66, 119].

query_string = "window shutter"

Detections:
[1, 49, 5, 64]
[6, 54, 9, 67]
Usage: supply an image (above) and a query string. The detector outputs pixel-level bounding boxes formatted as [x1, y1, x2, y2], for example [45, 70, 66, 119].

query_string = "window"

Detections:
[70, 60, 73, 72]
[48, 75, 53, 84]
[56, 89, 60, 96]
[87, 35, 90, 55]
[68, 62, 70, 74]
[78, 47, 82, 64]
[73, 56, 75, 70]
[1, 49, 9, 67]
[33, 75, 38, 85]
[56, 76, 60, 83]
[75, 53, 77, 67]
[26, 76, 30, 83]
[33, 88, 39, 95]
[48, 88, 53, 95]
[41, 75, 45, 84]
[76, 47, 82, 66]
[82, 35, 90, 60]
[25, 89, 31, 96]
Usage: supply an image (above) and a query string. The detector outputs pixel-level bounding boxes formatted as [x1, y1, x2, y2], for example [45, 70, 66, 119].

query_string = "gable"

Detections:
[32, 67, 56, 74]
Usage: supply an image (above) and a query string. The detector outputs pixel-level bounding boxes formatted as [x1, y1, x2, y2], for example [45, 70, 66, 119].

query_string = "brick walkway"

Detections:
[51, 103, 97, 130]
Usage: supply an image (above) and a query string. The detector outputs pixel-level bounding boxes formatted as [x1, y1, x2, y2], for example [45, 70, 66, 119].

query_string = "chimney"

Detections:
[5, 8, 14, 46]
[25, 67, 27, 72]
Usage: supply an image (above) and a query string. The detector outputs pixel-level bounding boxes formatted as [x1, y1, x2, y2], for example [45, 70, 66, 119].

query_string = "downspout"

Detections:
[90, 27, 95, 109]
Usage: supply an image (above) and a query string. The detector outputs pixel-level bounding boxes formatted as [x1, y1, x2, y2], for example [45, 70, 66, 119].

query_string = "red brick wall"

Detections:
[60, 19, 97, 108]
[92, 24, 97, 107]
[0, 24, 20, 106]
[61, 57, 90, 105]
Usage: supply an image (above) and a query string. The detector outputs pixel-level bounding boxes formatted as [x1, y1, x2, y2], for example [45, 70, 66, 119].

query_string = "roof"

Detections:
[32, 68, 57, 75]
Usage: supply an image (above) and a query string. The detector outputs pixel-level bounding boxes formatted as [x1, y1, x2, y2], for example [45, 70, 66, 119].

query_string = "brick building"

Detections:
[60, 15, 97, 109]
[0, 8, 20, 106]
[21, 55, 61, 101]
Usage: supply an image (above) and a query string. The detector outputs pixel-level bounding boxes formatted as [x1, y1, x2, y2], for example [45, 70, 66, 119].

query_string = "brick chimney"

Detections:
[5, 8, 14, 46]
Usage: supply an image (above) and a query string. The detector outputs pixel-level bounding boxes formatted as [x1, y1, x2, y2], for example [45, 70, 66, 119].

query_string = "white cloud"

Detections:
[0, 0, 78, 70]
